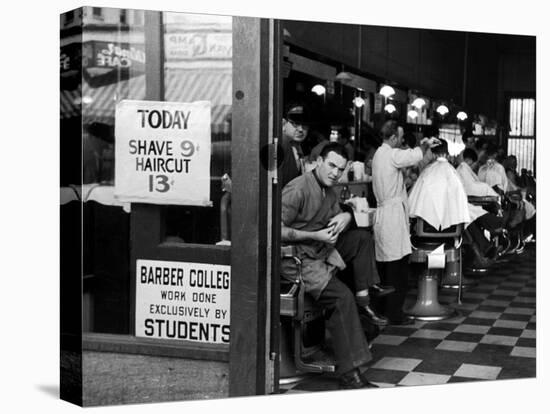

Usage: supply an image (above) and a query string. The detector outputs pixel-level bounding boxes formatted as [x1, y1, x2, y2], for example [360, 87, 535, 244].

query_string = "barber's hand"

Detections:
[327, 212, 352, 236]
[420, 137, 441, 148]
[315, 226, 339, 245]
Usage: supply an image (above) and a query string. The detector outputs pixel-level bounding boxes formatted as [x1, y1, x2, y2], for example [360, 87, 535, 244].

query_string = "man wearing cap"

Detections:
[281, 103, 311, 187]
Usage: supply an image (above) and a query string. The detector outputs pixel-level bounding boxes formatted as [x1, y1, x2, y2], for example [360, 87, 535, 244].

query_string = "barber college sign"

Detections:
[114, 100, 211, 205]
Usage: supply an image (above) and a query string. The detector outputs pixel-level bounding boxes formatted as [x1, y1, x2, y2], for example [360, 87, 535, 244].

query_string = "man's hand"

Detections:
[315, 226, 339, 245]
[420, 137, 441, 148]
[327, 212, 352, 236]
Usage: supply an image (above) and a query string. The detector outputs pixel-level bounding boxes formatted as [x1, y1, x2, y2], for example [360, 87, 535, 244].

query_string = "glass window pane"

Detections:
[78, 8, 146, 334]
[161, 12, 233, 245]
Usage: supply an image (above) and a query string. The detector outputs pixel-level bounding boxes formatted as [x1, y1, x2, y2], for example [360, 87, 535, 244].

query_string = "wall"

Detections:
[283, 19, 536, 122]
[82, 351, 229, 406]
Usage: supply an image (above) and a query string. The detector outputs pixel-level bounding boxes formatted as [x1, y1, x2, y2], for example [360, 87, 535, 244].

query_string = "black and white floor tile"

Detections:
[280, 245, 536, 393]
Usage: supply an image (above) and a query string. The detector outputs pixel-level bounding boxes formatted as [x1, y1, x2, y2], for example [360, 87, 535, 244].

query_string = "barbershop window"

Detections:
[76, 9, 233, 334]
[507, 97, 535, 175]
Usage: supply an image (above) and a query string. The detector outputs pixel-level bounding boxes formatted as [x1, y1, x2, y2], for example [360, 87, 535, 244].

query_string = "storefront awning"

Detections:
[60, 69, 232, 132]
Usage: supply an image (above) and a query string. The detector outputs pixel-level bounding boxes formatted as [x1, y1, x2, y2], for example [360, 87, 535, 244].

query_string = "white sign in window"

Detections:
[135, 259, 230, 344]
[115, 100, 212, 206]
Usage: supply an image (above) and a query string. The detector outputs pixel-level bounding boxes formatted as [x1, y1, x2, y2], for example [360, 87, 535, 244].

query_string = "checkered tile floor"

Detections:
[279, 245, 536, 393]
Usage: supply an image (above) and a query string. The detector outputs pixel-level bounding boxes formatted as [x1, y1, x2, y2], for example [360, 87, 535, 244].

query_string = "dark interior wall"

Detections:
[283, 19, 535, 122]
[465, 33, 501, 119]
[284, 20, 466, 102]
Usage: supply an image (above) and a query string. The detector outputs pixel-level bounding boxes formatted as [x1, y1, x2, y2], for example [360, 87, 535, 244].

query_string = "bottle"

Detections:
[340, 185, 350, 202]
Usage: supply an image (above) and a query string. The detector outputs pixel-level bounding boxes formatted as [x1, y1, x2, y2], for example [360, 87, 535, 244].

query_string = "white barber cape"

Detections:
[456, 162, 499, 197]
[478, 160, 508, 192]
[409, 157, 471, 231]
[372, 143, 423, 262]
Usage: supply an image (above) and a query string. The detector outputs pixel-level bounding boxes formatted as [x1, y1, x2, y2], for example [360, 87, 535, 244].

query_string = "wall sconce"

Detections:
[335, 71, 352, 83]
[384, 103, 397, 114]
[436, 104, 449, 116]
[379, 85, 395, 98]
[311, 84, 326, 96]
[353, 96, 365, 107]
[412, 97, 426, 110]
[457, 111, 468, 121]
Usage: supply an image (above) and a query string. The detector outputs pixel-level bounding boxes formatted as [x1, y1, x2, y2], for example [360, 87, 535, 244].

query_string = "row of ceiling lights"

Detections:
[311, 82, 468, 121]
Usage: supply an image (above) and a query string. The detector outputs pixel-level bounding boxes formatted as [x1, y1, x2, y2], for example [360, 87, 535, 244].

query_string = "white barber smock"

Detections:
[372, 143, 423, 262]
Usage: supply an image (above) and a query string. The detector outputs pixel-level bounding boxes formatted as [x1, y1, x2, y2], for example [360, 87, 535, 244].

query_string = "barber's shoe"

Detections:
[358, 305, 389, 326]
[369, 284, 396, 297]
[389, 317, 415, 326]
[339, 369, 379, 389]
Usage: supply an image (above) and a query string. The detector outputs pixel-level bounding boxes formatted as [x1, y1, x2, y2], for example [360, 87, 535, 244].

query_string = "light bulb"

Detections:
[457, 111, 468, 121]
[311, 84, 326, 96]
[436, 104, 449, 116]
[384, 103, 396, 114]
[379, 85, 395, 98]
[408, 109, 418, 119]
[353, 97, 365, 107]
[412, 97, 426, 109]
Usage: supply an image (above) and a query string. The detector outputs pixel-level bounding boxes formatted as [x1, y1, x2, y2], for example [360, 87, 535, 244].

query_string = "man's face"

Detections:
[316, 151, 348, 187]
[283, 118, 309, 143]
[389, 126, 404, 148]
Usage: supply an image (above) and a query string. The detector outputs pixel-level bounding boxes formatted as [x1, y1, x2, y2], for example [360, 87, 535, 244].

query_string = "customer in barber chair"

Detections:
[457, 148, 507, 260]
[409, 140, 504, 267]
[281, 142, 393, 389]
[408, 139, 471, 234]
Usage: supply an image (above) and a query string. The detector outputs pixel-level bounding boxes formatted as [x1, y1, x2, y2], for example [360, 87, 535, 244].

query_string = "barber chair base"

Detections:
[441, 279, 476, 290]
[405, 272, 457, 321]
[440, 261, 476, 289]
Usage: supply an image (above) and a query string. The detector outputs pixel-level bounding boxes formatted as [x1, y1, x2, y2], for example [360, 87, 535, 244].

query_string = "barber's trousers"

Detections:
[318, 276, 372, 375]
[375, 256, 410, 322]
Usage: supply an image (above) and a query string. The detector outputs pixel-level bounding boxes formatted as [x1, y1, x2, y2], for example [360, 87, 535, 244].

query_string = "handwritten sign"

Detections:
[135, 260, 231, 344]
[114, 100, 211, 206]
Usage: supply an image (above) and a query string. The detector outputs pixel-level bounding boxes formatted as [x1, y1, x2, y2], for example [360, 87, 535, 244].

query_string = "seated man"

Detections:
[457, 148, 506, 260]
[477, 144, 508, 194]
[281, 142, 387, 389]
[457, 148, 499, 198]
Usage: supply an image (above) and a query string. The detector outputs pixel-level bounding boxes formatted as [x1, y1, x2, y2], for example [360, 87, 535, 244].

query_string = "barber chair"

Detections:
[279, 246, 336, 383]
[405, 219, 464, 321]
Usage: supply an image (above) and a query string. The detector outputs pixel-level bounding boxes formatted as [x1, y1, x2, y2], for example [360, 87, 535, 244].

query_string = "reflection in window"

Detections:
[62, 8, 146, 334]
[162, 13, 233, 246]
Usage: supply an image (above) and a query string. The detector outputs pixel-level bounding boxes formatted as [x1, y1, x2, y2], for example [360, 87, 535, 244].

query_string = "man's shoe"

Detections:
[389, 317, 415, 326]
[369, 284, 396, 297]
[359, 372, 380, 388]
[359, 305, 389, 326]
[339, 369, 379, 389]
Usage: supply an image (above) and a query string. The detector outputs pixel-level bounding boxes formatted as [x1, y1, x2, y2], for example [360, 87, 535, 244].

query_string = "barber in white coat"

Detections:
[371, 120, 439, 324]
